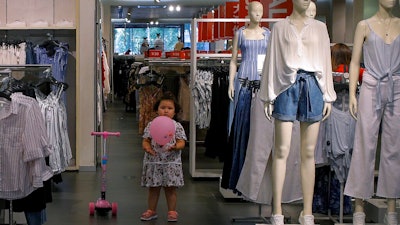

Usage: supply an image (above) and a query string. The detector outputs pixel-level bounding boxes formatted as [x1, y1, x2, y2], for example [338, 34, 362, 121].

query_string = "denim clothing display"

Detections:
[34, 42, 69, 104]
[273, 70, 324, 123]
[227, 86, 252, 191]
[221, 26, 270, 192]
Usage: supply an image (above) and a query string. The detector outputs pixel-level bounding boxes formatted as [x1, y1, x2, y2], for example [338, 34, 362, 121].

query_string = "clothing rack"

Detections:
[0, 65, 55, 225]
[313, 73, 354, 224]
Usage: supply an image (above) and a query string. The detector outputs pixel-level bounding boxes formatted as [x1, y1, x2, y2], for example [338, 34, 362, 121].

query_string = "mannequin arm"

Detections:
[321, 102, 331, 121]
[348, 20, 366, 120]
[263, 102, 273, 121]
[228, 31, 240, 101]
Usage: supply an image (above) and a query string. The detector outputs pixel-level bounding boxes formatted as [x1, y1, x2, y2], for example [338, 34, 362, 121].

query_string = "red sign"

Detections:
[218, 5, 226, 39]
[260, 0, 292, 19]
[214, 9, 219, 40]
[225, 1, 240, 39]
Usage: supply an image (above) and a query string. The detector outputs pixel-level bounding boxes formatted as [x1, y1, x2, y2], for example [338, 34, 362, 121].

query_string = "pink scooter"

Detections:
[89, 131, 121, 217]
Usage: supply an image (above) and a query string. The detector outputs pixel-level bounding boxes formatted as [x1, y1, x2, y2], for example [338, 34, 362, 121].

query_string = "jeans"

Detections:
[228, 85, 252, 190]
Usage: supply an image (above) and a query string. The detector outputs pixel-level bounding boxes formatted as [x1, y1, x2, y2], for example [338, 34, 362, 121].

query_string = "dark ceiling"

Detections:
[102, 0, 231, 24]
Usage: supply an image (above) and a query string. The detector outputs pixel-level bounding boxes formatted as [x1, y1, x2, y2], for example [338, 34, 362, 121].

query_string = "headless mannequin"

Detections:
[264, 0, 332, 218]
[347, 0, 400, 218]
[228, 1, 264, 100]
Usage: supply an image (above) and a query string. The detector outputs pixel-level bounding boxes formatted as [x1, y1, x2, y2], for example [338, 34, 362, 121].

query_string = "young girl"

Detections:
[140, 92, 187, 222]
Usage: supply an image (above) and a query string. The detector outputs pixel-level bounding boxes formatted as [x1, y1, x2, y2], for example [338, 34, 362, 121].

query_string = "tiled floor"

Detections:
[37, 99, 338, 225]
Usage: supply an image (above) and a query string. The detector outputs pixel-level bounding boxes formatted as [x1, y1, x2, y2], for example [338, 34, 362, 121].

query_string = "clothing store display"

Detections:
[192, 69, 213, 129]
[35, 87, 72, 174]
[204, 67, 230, 161]
[344, 20, 400, 199]
[154, 35, 164, 51]
[221, 26, 270, 191]
[260, 17, 336, 104]
[0, 92, 53, 200]
[235, 92, 303, 204]
[3, 1, 400, 224]
[0, 42, 27, 65]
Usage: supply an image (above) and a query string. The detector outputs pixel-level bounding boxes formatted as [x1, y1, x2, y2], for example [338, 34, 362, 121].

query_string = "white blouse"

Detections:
[260, 17, 336, 103]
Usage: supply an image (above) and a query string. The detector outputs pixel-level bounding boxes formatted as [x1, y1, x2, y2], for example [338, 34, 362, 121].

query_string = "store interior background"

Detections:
[95, 0, 400, 175]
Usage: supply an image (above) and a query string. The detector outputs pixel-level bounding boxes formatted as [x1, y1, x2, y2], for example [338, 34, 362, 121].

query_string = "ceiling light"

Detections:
[169, 5, 174, 11]
[176, 5, 181, 12]
[154, 0, 160, 2]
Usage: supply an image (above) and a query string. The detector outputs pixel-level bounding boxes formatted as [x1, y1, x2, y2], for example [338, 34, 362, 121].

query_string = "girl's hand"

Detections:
[144, 147, 156, 156]
[167, 139, 185, 151]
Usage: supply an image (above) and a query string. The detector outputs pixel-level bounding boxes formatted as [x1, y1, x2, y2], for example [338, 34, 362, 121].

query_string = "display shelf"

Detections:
[0, 0, 76, 30]
[0, 26, 76, 30]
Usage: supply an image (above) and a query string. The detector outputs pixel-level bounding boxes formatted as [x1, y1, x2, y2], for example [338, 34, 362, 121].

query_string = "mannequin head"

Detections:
[379, 0, 396, 9]
[248, 1, 263, 23]
[306, 1, 316, 18]
[292, 0, 311, 14]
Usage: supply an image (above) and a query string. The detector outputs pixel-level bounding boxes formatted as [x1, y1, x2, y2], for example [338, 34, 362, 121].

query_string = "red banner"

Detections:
[218, 5, 226, 39]
[225, 1, 240, 39]
[206, 12, 214, 41]
[260, 0, 292, 22]
[214, 9, 219, 40]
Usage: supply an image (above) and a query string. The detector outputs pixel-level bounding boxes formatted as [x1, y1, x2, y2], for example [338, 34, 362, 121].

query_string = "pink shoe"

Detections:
[140, 209, 158, 221]
[168, 211, 178, 222]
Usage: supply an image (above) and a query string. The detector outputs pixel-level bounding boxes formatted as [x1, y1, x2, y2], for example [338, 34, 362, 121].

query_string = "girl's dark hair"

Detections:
[331, 43, 352, 71]
[153, 91, 181, 120]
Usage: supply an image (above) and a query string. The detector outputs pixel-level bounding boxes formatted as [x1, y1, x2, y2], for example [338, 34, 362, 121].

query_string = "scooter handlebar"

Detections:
[91, 131, 121, 138]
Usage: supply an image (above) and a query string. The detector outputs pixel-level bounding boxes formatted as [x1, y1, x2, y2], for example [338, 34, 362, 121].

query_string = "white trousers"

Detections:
[344, 73, 400, 199]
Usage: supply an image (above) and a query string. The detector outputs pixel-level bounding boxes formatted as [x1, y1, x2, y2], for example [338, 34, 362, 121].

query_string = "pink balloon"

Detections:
[149, 116, 175, 145]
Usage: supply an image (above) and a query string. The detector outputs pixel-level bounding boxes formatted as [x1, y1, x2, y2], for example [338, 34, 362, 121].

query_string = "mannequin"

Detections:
[344, 0, 400, 224]
[259, 0, 336, 224]
[154, 33, 163, 51]
[221, 1, 271, 191]
[305, 1, 316, 19]
[174, 37, 184, 51]
[228, 1, 267, 101]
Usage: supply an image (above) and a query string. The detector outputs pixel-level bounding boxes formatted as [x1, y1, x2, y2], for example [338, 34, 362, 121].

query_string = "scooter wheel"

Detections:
[89, 202, 95, 216]
[111, 202, 118, 216]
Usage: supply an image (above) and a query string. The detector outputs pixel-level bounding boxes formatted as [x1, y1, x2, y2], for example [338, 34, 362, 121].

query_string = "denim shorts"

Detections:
[272, 70, 324, 123]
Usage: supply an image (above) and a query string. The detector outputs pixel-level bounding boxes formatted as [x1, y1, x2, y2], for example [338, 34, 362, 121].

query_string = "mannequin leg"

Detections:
[272, 120, 294, 215]
[387, 198, 396, 212]
[354, 198, 364, 212]
[300, 121, 320, 215]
